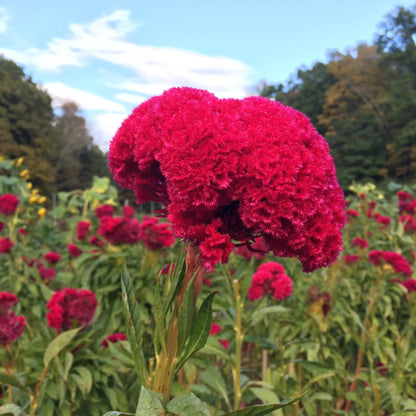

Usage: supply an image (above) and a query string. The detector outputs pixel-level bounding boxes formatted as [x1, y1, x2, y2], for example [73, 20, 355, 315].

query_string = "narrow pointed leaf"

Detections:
[44, 327, 81, 368]
[121, 264, 147, 386]
[0, 373, 29, 393]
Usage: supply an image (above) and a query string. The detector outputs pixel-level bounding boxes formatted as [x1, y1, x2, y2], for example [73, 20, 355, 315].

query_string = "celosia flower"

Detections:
[0, 312, 26, 346]
[46, 288, 97, 331]
[377, 361, 387, 376]
[366, 201, 376, 218]
[89, 235, 104, 247]
[37, 265, 56, 282]
[234, 237, 268, 260]
[399, 215, 416, 233]
[0, 222, 4, 232]
[0, 194, 19, 216]
[122, 205, 135, 218]
[0, 293, 26, 346]
[373, 213, 391, 228]
[97, 216, 140, 245]
[0, 237, 13, 254]
[219, 339, 229, 349]
[18, 228, 26, 235]
[101, 333, 127, 348]
[403, 278, 416, 293]
[76, 221, 91, 241]
[138, 216, 175, 250]
[248, 262, 292, 301]
[210, 323, 222, 335]
[352, 237, 369, 249]
[369, 250, 412, 277]
[0, 292, 18, 317]
[68, 243, 83, 258]
[342, 254, 360, 265]
[161, 263, 175, 275]
[95, 205, 115, 218]
[44, 252, 61, 264]
[347, 209, 359, 219]
[109, 88, 345, 272]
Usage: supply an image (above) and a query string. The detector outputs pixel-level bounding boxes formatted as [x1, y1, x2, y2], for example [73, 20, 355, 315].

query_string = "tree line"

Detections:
[260, 4, 416, 189]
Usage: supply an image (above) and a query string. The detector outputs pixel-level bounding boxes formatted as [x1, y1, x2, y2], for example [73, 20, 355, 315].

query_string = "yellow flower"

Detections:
[29, 195, 39, 205]
[0, 155, 4, 162]
[31, 189, 39, 196]
[38, 208, 47, 219]
[20, 169, 29, 178]
[38, 196, 47, 204]
[16, 157, 24, 166]
[27, 182, 33, 190]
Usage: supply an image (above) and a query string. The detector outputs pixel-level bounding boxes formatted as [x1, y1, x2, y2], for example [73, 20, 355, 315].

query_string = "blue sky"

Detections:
[0, 0, 414, 150]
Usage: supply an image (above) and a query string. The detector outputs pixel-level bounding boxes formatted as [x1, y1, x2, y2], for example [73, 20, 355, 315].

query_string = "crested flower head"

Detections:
[0, 292, 26, 346]
[95, 205, 115, 218]
[248, 261, 292, 301]
[101, 333, 127, 348]
[0, 292, 18, 317]
[369, 250, 412, 277]
[76, 220, 91, 241]
[0, 194, 19, 216]
[108, 87, 345, 272]
[97, 216, 140, 245]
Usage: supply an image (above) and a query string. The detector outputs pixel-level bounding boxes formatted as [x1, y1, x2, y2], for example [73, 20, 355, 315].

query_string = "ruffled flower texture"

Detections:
[248, 262, 292, 301]
[0, 292, 26, 346]
[0, 194, 19, 216]
[369, 250, 412, 277]
[46, 288, 97, 332]
[138, 216, 175, 250]
[108, 87, 346, 272]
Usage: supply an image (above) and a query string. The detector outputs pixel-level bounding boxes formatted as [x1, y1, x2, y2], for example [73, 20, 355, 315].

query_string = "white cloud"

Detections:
[0, 7, 10, 34]
[91, 112, 129, 152]
[114, 92, 147, 105]
[43, 82, 127, 113]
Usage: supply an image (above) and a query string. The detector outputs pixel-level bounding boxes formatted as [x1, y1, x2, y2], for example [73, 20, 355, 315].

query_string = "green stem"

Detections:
[277, 314, 287, 392]
[232, 279, 244, 411]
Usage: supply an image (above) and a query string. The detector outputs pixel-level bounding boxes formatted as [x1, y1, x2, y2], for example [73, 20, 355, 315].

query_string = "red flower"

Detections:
[210, 323, 222, 335]
[219, 339, 229, 349]
[68, 243, 83, 258]
[108, 87, 345, 272]
[18, 228, 26, 234]
[44, 252, 61, 264]
[88, 235, 104, 247]
[248, 262, 292, 301]
[46, 288, 97, 331]
[138, 216, 175, 250]
[95, 205, 115, 218]
[342, 255, 360, 265]
[403, 278, 416, 292]
[369, 250, 412, 277]
[98, 216, 140, 245]
[399, 215, 416, 233]
[352, 237, 368, 249]
[76, 221, 91, 241]
[0, 222, 4, 232]
[376, 361, 387, 376]
[374, 214, 391, 227]
[122, 205, 135, 218]
[161, 263, 175, 275]
[0, 292, 18, 317]
[38, 265, 56, 281]
[347, 209, 359, 219]
[101, 333, 127, 348]
[0, 237, 13, 254]
[0, 194, 19, 216]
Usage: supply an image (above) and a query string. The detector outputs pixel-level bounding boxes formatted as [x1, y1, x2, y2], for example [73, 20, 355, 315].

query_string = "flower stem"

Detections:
[232, 279, 244, 411]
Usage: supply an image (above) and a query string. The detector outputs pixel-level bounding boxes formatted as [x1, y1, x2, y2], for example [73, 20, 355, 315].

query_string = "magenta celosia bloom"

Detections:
[108, 87, 345, 272]
[403, 278, 416, 292]
[0, 194, 19, 216]
[46, 288, 97, 331]
[0, 292, 18, 317]
[161, 263, 175, 275]
[399, 215, 416, 233]
[0, 292, 26, 346]
[210, 323, 222, 335]
[342, 254, 360, 265]
[97, 216, 140, 245]
[374, 214, 391, 227]
[248, 262, 292, 301]
[68, 243, 83, 258]
[369, 250, 412, 277]
[347, 209, 359, 219]
[352, 237, 369, 249]
[76, 221, 91, 241]
[138, 216, 175, 250]
[0, 237, 13, 254]
[101, 333, 127, 348]
[95, 205, 115, 218]
[89, 235, 104, 247]
[44, 251, 61, 264]
[38, 265, 56, 282]
[122, 205, 135, 218]
[234, 237, 268, 260]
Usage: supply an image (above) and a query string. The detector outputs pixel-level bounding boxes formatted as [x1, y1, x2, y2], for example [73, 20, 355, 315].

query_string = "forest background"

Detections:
[1, 4, 415, 198]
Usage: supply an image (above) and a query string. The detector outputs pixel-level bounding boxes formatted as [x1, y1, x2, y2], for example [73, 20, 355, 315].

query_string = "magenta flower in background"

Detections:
[95, 205, 115, 218]
[68, 243, 83, 258]
[89, 235, 104, 247]
[46, 288, 97, 332]
[122, 205, 135, 218]
[352, 237, 369, 249]
[0, 237, 13, 254]
[210, 323, 222, 335]
[399, 215, 416, 233]
[76, 220, 91, 241]
[37, 265, 56, 282]
[369, 250, 412, 277]
[248, 262, 292, 301]
[101, 333, 127, 348]
[108, 87, 345, 272]
[342, 255, 360, 265]
[0, 292, 26, 346]
[138, 216, 175, 250]
[347, 209, 359, 220]
[97, 216, 140, 245]
[44, 251, 61, 264]
[0, 194, 19, 216]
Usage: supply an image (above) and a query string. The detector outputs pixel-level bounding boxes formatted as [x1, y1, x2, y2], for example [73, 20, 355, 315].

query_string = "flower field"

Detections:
[1, 157, 416, 416]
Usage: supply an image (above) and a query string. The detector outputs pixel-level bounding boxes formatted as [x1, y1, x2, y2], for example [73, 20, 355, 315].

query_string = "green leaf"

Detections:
[0, 373, 29, 393]
[250, 388, 280, 406]
[176, 292, 216, 371]
[222, 391, 307, 416]
[44, 327, 81, 368]
[135, 386, 164, 416]
[121, 264, 147, 387]
[166, 392, 211, 416]
[200, 366, 231, 410]
[0, 404, 23, 416]
[71, 366, 93, 394]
